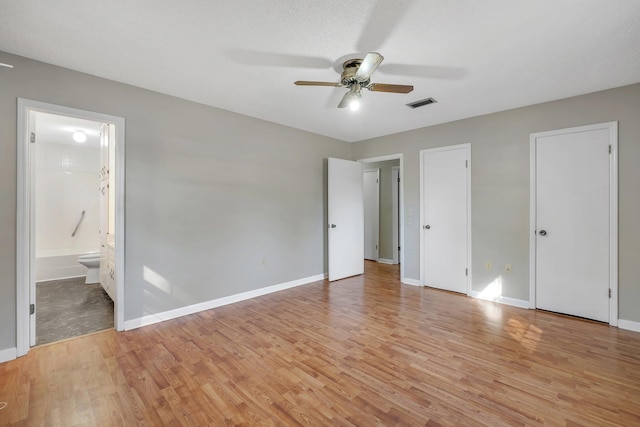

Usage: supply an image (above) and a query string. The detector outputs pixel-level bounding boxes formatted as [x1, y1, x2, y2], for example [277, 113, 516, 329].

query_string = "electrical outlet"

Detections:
[262, 257, 267, 266]
[505, 264, 512, 273]
[485, 261, 492, 271]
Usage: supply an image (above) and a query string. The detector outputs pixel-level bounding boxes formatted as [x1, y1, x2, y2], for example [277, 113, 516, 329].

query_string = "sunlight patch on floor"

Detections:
[505, 316, 543, 352]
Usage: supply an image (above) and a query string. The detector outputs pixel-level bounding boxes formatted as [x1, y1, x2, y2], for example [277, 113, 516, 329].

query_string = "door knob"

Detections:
[329, 224, 336, 228]
[539, 230, 547, 236]
[424, 225, 431, 230]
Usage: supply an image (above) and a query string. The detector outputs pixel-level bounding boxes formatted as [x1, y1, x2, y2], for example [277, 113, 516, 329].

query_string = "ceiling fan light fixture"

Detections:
[339, 83, 362, 110]
[347, 86, 362, 111]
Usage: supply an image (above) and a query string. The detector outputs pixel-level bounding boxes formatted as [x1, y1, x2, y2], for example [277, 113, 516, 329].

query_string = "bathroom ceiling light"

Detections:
[73, 131, 87, 143]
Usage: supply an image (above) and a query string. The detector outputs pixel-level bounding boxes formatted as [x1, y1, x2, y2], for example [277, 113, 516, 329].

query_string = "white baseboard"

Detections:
[469, 290, 529, 309]
[402, 277, 422, 287]
[377, 258, 395, 265]
[124, 273, 325, 330]
[0, 347, 17, 363]
[37, 274, 85, 283]
[618, 319, 640, 333]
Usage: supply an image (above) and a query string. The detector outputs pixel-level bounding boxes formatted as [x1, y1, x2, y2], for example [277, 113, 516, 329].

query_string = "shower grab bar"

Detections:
[71, 210, 86, 237]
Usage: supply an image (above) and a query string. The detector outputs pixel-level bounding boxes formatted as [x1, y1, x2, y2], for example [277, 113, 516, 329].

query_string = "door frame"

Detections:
[362, 168, 380, 261]
[16, 98, 126, 356]
[419, 143, 471, 293]
[358, 154, 404, 280]
[529, 121, 618, 325]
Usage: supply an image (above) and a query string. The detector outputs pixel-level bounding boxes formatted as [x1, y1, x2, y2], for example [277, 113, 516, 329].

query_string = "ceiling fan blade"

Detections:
[294, 81, 340, 87]
[379, 64, 467, 80]
[356, 0, 414, 52]
[227, 49, 333, 69]
[368, 83, 414, 93]
[355, 52, 384, 80]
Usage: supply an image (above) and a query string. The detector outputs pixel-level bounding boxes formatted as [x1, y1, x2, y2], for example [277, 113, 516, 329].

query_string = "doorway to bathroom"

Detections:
[16, 99, 125, 356]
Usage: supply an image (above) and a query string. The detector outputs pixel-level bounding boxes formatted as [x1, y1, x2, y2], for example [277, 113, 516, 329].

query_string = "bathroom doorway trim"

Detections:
[16, 99, 126, 357]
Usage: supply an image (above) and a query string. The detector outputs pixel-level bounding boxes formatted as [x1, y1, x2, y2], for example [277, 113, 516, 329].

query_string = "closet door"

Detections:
[532, 123, 615, 323]
[420, 144, 470, 294]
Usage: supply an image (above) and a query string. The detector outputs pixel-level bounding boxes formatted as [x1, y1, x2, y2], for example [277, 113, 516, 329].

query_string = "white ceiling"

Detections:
[36, 112, 102, 147]
[1, 0, 639, 142]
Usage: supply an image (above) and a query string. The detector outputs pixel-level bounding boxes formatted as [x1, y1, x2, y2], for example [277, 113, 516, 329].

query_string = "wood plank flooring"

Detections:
[1, 261, 640, 426]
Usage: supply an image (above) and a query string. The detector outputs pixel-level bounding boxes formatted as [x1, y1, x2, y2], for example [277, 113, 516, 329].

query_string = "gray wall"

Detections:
[351, 83, 640, 322]
[363, 160, 399, 261]
[0, 51, 351, 352]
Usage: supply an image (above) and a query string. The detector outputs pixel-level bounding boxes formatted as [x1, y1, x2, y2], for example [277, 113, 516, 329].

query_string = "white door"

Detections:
[421, 144, 470, 293]
[363, 169, 379, 261]
[328, 158, 364, 281]
[392, 166, 400, 265]
[532, 123, 616, 323]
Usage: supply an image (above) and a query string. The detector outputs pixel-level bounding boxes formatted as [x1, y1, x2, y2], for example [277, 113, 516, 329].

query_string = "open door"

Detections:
[363, 168, 379, 261]
[392, 166, 400, 265]
[328, 158, 364, 281]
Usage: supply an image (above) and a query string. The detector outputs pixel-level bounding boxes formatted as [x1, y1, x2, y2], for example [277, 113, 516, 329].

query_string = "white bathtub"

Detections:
[36, 252, 94, 282]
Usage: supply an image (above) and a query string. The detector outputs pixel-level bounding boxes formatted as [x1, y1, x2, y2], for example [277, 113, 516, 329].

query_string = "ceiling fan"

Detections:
[294, 52, 414, 111]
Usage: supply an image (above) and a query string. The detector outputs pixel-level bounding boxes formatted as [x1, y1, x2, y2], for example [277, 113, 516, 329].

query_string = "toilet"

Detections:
[78, 252, 100, 284]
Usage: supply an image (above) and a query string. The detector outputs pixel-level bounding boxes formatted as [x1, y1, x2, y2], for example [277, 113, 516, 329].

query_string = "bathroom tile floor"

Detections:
[36, 277, 113, 346]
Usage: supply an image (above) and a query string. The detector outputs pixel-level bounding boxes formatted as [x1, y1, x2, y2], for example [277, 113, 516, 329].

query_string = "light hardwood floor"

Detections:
[1, 261, 639, 426]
